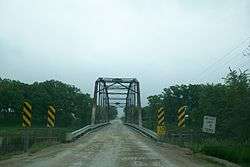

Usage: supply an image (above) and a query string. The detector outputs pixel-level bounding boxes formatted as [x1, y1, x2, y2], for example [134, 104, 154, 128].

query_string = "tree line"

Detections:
[142, 69, 250, 141]
[0, 79, 117, 128]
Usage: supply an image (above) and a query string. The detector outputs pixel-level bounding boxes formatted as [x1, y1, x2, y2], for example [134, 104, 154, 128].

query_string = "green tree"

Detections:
[0, 79, 92, 128]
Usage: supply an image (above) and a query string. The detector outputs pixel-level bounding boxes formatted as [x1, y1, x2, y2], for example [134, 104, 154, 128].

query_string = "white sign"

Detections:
[202, 116, 216, 134]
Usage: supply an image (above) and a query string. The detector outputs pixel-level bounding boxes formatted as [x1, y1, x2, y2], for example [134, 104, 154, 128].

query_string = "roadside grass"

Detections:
[0, 126, 22, 135]
[201, 144, 250, 165]
[29, 141, 59, 154]
[0, 142, 59, 161]
[143, 122, 250, 165]
[162, 124, 250, 166]
[186, 139, 250, 166]
[0, 127, 74, 143]
[0, 126, 75, 160]
[0, 151, 23, 161]
[0, 126, 73, 134]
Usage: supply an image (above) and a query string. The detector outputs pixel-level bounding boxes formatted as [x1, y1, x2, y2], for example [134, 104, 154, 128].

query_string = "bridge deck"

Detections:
[0, 120, 221, 167]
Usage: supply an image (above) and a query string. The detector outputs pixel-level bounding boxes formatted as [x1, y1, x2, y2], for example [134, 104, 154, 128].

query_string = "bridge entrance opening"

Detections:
[91, 78, 142, 126]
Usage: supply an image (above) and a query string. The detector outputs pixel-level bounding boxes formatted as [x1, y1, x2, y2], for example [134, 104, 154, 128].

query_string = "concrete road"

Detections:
[0, 120, 224, 167]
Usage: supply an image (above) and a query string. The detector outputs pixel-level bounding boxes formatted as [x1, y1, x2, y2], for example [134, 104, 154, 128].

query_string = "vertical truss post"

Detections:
[125, 82, 132, 123]
[129, 97, 132, 123]
[103, 81, 110, 122]
[125, 100, 128, 123]
[98, 83, 101, 123]
[91, 81, 98, 125]
[136, 82, 142, 127]
[101, 84, 103, 123]
[133, 84, 136, 124]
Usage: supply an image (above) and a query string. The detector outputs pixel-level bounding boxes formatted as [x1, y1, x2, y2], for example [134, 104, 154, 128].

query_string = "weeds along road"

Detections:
[0, 120, 223, 167]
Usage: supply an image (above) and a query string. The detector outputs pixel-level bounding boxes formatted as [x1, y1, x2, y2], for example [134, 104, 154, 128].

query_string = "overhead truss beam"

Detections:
[91, 77, 142, 126]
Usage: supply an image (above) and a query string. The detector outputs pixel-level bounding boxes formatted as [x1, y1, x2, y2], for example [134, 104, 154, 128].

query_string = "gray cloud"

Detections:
[1, 0, 250, 105]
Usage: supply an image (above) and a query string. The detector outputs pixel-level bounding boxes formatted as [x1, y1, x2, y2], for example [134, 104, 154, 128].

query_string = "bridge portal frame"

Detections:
[91, 78, 142, 127]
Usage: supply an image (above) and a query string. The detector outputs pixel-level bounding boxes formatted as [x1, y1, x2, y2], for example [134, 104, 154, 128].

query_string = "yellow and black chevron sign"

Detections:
[157, 107, 165, 126]
[157, 107, 166, 136]
[22, 101, 32, 128]
[47, 106, 56, 128]
[177, 106, 187, 128]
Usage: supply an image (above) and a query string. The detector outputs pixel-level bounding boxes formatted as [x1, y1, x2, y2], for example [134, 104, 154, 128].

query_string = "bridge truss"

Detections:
[91, 78, 142, 126]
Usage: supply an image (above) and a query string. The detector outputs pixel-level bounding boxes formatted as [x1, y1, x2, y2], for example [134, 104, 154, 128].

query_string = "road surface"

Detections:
[0, 120, 224, 167]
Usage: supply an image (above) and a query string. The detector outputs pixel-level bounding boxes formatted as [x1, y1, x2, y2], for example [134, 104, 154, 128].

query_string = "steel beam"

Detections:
[106, 92, 128, 95]
[92, 77, 142, 126]
[91, 81, 98, 125]
[103, 81, 110, 122]
[136, 82, 142, 127]
[109, 97, 127, 100]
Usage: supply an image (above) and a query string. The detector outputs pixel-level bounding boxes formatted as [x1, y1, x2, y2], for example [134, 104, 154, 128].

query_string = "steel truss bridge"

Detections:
[1, 78, 213, 167]
[91, 78, 142, 126]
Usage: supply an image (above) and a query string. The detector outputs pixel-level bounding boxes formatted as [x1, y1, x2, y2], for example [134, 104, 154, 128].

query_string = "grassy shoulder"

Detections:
[0, 126, 74, 134]
[29, 141, 59, 154]
[0, 126, 76, 161]
[156, 124, 250, 166]
[0, 126, 22, 135]
[199, 143, 249, 166]
[0, 151, 23, 161]
[180, 139, 250, 166]
[0, 141, 59, 161]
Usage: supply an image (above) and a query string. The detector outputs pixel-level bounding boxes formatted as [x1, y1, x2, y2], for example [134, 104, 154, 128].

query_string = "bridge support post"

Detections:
[91, 81, 98, 125]
[103, 81, 110, 123]
[137, 82, 142, 127]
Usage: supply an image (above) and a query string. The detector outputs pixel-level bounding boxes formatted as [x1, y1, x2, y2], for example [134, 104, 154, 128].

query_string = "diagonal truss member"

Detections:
[91, 78, 142, 126]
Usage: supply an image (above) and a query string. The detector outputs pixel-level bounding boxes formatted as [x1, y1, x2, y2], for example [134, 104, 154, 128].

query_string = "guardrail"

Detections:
[65, 122, 110, 142]
[124, 123, 158, 140]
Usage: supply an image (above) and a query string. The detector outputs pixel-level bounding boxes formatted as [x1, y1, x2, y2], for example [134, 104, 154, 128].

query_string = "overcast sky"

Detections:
[0, 0, 250, 106]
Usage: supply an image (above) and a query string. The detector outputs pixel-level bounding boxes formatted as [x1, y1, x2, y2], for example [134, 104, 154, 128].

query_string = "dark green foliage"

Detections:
[202, 145, 250, 164]
[142, 95, 162, 131]
[143, 69, 250, 141]
[0, 79, 92, 128]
